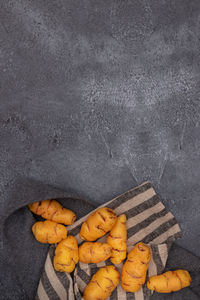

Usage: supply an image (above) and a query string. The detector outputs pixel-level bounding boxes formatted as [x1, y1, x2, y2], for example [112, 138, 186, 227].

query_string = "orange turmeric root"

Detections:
[147, 270, 191, 293]
[83, 265, 120, 300]
[79, 242, 112, 264]
[28, 199, 76, 225]
[106, 214, 127, 264]
[54, 236, 79, 272]
[32, 220, 67, 244]
[121, 242, 151, 292]
[80, 207, 117, 241]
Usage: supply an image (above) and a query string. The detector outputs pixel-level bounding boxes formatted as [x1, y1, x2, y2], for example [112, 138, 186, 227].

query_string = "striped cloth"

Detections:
[36, 182, 182, 300]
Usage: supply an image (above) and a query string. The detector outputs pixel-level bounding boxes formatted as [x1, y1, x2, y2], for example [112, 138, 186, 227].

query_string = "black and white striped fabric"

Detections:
[36, 182, 182, 300]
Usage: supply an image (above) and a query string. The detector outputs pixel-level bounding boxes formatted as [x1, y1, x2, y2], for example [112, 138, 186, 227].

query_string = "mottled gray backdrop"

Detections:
[0, 0, 200, 299]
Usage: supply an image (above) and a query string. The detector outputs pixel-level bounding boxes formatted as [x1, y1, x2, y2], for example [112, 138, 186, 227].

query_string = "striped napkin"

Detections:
[36, 182, 182, 300]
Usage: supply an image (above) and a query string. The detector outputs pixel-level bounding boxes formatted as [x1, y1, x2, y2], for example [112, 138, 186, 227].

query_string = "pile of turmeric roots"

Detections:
[28, 200, 191, 300]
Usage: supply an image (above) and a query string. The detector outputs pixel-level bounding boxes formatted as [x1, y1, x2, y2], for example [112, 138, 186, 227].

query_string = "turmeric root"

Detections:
[147, 270, 191, 293]
[28, 199, 76, 225]
[54, 236, 79, 273]
[79, 242, 112, 264]
[121, 242, 151, 293]
[83, 265, 120, 300]
[80, 207, 117, 241]
[106, 214, 127, 264]
[32, 220, 67, 244]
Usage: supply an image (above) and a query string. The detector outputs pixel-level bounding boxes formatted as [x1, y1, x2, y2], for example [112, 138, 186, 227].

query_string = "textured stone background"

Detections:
[0, 0, 200, 298]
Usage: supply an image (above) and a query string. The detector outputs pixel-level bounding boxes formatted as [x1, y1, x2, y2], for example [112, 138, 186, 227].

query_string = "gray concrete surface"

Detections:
[0, 0, 200, 298]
